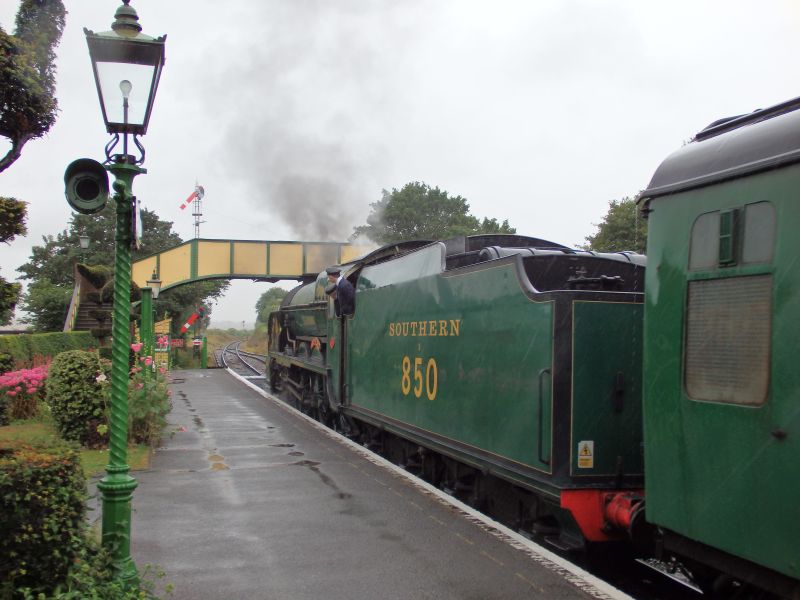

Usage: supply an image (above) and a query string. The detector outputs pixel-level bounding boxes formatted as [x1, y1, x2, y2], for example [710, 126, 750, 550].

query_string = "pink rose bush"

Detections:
[127, 343, 172, 445]
[0, 365, 48, 422]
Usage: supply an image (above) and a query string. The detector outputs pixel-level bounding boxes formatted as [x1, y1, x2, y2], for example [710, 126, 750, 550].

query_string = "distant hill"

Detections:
[209, 319, 255, 331]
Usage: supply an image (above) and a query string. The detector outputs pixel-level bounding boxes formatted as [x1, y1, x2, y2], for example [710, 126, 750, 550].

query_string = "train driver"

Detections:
[325, 266, 355, 317]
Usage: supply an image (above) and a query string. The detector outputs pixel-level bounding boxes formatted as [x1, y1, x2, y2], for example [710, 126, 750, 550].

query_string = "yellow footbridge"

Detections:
[131, 238, 372, 291]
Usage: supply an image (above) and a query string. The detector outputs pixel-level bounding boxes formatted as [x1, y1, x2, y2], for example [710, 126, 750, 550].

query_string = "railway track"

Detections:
[216, 341, 266, 377]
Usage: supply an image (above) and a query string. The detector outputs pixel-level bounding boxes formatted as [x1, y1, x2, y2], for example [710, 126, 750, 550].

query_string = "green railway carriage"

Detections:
[638, 97, 800, 597]
[269, 234, 647, 548]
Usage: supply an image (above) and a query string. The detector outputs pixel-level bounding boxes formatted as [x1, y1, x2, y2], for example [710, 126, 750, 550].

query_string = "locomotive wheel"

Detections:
[314, 376, 333, 427]
[299, 372, 312, 413]
[270, 362, 286, 394]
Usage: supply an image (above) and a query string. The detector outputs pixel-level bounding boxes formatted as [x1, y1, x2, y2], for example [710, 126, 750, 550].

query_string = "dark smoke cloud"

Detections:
[191, 1, 426, 241]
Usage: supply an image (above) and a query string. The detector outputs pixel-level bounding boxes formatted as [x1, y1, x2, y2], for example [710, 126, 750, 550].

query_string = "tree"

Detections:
[584, 197, 647, 255]
[0, 197, 27, 324]
[18, 203, 229, 331]
[352, 182, 515, 244]
[0, 0, 66, 173]
[19, 280, 69, 332]
[255, 288, 288, 324]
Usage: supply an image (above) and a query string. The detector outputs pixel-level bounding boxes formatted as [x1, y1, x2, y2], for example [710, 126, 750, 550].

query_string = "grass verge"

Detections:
[0, 417, 151, 477]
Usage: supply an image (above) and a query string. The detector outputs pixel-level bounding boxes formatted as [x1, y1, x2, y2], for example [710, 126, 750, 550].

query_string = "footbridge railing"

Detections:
[132, 238, 372, 291]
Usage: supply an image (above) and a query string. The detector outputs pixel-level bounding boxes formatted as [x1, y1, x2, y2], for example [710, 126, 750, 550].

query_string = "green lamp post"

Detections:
[75, 0, 166, 584]
[141, 269, 162, 369]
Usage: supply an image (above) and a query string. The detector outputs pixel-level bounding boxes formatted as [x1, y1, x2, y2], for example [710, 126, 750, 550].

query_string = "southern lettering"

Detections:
[388, 319, 461, 337]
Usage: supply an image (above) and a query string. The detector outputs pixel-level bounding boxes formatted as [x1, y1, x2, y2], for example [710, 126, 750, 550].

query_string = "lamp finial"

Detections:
[112, 1, 142, 36]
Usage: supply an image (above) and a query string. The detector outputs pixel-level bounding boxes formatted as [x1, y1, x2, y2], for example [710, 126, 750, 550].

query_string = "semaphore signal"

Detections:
[178, 183, 206, 238]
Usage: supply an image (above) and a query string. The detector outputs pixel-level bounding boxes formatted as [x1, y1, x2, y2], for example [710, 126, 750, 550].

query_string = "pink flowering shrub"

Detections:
[127, 349, 171, 446]
[0, 365, 48, 423]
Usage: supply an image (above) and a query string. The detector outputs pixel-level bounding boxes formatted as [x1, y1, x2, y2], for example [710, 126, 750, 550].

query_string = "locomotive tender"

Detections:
[268, 96, 800, 598]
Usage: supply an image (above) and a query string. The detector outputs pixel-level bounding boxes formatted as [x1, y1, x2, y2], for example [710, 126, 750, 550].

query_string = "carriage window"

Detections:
[685, 275, 771, 405]
[688, 211, 720, 270]
[742, 202, 776, 265]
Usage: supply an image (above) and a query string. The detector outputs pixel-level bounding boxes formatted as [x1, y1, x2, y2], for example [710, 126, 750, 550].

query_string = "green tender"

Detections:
[346, 243, 644, 492]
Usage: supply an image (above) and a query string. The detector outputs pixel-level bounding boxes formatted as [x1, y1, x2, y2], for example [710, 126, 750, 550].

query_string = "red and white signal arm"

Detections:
[192, 338, 203, 347]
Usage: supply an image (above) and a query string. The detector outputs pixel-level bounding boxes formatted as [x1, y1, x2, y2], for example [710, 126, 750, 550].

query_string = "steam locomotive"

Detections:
[267, 96, 800, 598]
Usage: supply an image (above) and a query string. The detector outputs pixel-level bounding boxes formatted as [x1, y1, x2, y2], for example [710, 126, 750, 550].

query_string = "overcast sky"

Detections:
[1, 0, 798, 328]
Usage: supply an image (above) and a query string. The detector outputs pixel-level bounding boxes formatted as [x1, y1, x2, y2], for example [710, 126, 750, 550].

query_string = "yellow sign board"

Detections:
[154, 319, 171, 334]
[577, 440, 594, 469]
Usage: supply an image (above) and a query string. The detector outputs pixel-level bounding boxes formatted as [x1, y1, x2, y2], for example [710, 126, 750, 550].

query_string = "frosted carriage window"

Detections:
[742, 202, 776, 265]
[688, 211, 720, 270]
[685, 275, 771, 405]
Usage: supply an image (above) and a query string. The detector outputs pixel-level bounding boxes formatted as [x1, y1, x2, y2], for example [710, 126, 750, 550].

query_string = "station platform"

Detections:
[130, 369, 630, 600]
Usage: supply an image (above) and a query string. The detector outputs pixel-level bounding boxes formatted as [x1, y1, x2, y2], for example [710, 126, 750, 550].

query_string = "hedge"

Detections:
[0, 332, 95, 373]
[0, 440, 86, 596]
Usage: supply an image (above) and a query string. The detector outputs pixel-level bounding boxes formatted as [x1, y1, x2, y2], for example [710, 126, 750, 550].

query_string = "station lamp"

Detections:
[67, 0, 167, 586]
[146, 269, 162, 299]
[78, 235, 90, 250]
[85, 0, 166, 144]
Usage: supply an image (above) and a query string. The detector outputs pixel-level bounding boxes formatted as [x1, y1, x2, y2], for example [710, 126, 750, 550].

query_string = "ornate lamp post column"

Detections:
[140, 286, 152, 371]
[63, 0, 166, 584]
[142, 270, 161, 369]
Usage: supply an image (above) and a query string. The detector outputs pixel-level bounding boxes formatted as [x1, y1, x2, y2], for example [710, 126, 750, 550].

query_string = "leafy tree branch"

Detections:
[0, 0, 66, 173]
[353, 182, 515, 244]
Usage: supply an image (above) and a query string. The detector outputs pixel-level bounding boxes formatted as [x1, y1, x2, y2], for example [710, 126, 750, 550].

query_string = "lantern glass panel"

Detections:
[95, 61, 156, 128]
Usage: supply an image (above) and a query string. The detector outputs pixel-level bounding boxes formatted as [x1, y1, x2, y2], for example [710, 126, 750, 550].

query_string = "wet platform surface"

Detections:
[131, 369, 627, 600]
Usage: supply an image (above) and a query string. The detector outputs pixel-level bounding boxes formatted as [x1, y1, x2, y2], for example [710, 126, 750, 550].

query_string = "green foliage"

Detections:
[128, 363, 171, 447]
[159, 281, 225, 334]
[99, 278, 141, 304]
[0, 0, 66, 173]
[584, 197, 648, 255]
[17, 203, 228, 332]
[17, 554, 172, 599]
[74, 264, 111, 290]
[0, 198, 27, 244]
[171, 348, 201, 370]
[44, 351, 109, 446]
[0, 197, 28, 325]
[0, 277, 21, 327]
[0, 331, 94, 370]
[0, 353, 13, 376]
[0, 439, 86, 596]
[352, 182, 516, 244]
[255, 288, 288, 324]
[18, 282, 69, 333]
[0, 438, 170, 598]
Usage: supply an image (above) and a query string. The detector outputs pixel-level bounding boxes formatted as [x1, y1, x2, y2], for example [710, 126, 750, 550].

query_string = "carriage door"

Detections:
[675, 201, 797, 577]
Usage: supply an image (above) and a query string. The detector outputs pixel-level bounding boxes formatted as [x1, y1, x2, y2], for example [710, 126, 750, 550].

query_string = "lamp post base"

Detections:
[97, 469, 139, 585]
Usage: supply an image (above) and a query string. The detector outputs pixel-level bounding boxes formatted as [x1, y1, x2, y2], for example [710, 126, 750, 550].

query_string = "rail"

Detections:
[63, 275, 82, 332]
[219, 341, 265, 376]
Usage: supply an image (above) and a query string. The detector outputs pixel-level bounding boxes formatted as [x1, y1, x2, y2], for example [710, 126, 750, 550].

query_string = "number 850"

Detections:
[401, 355, 438, 401]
